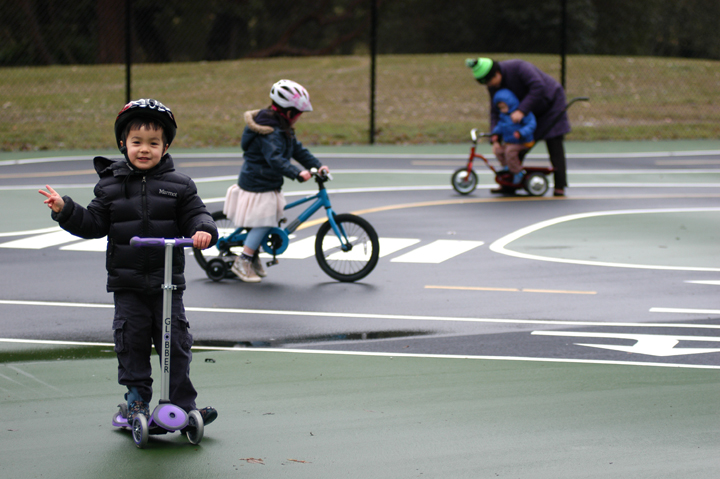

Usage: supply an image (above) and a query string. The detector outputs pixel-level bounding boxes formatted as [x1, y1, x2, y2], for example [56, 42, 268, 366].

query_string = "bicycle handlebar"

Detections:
[130, 236, 195, 248]
[470, 128, 494, 142]
[310, 167, 333, 182]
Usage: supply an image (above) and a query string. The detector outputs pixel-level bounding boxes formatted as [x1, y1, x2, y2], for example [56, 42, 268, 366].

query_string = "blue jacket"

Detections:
[488, 59, 570, 140]
[491, 89, 537, 144]
[238, 109, 322, 192]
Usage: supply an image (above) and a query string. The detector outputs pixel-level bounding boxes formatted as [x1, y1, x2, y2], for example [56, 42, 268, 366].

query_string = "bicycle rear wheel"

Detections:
[193, 211, 241, 274]
[315, 214, 379, 282]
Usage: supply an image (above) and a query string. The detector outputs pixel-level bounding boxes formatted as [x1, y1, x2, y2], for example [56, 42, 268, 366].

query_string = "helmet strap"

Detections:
[271, 104, 301, 126]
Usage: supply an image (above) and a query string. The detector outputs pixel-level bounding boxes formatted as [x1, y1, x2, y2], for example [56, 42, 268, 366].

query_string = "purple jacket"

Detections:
[488, 60, 570, 140]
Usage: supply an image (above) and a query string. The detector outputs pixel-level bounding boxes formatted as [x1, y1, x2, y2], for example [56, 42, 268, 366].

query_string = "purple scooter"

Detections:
[111, 237, 204, 448]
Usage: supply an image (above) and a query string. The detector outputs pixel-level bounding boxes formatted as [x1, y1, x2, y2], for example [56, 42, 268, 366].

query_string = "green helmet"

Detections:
[465, 57, 493, 81]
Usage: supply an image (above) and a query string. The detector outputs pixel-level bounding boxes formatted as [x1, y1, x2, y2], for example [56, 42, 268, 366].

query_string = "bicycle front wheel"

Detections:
[315, 214, 379, 282]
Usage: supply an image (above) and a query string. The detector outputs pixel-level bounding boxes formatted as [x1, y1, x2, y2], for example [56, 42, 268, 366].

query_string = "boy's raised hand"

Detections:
[39, 185, 65, 213]
[192, 230, 212, 250]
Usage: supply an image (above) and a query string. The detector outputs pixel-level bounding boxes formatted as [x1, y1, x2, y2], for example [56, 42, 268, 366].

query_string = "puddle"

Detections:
[194, 330, 433, 349]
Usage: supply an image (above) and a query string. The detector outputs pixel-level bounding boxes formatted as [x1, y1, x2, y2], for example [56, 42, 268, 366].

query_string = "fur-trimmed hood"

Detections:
[244, 109, 275, 135]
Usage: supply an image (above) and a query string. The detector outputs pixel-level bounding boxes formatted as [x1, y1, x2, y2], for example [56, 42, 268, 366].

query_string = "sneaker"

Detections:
[252, 254, 267, 278]
[198, 407, 218, 425]
[128, 400, 150, 421]
[231, 256, 261, 283]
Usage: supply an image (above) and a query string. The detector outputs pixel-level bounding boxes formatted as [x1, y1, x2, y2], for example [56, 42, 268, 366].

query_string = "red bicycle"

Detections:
[451, 96, 589, 196]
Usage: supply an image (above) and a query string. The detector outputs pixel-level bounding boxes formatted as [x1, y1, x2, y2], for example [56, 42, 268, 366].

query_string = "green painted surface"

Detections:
[505, 210, 720, 269]
[1, 345, 718, 478]
[3, 139, 720, 163]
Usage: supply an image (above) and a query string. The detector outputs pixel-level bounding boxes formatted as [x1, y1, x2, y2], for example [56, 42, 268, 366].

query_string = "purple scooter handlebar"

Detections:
[130, 236, 195, 248]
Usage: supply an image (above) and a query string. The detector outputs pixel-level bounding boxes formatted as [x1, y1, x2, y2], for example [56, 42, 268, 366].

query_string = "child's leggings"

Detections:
[494, 143, 529, 174]
[245, 226, 272, 252]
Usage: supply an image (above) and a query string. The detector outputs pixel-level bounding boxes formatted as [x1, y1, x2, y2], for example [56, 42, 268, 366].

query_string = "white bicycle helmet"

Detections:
[270, 79, 313, 112]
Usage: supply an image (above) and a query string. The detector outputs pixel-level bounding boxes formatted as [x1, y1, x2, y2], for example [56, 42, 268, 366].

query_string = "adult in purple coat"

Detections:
[466, 58, 570, 196]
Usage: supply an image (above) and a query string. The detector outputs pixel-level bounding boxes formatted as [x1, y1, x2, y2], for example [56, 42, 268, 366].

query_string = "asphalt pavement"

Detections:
[1, 140, 719, 478]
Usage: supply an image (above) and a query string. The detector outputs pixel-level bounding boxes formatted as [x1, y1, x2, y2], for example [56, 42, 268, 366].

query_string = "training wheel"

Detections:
[185, 410, 204, 445]
[132, 414, 149, 448]
[206, 258, 228, 282]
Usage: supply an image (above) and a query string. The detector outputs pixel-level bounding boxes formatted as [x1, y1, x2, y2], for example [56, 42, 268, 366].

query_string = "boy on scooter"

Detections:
[39, 99, 219, 428]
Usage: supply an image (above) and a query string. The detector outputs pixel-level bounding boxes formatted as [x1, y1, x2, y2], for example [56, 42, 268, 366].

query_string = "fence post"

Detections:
[560, 0, 567, 89]
[125, 0, 132, 103]
[369, 0, 378, 144]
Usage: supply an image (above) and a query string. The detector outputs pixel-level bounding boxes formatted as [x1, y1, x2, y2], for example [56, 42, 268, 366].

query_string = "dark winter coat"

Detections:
[238, 109, 322, 192]
[491, 89, 537, 144]
[488, 60, 570, 140]
[51, 154, 217, 293]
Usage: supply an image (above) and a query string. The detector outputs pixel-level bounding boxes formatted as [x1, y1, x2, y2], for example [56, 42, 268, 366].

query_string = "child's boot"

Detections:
[251, 252, 267, 278]
[128, 400, 150, 422]
[513, 170, 526, 185]
[231, 255, 261, 283]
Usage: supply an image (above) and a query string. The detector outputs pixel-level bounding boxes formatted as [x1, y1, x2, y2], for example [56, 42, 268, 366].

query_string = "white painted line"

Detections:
[378, 238, 421, 258]
[650, 307, 720, 315]
[391, 239, 484, 263]
[262, 236, 316, 260]
[3, 299, 720, 330]
[61, 237, 107, 252]
[685, 280, 720, 286]
[0, 230, 80, 249]
[0, 337, 718, 370]
[489, 207, 720, 272]
[0, 226, 62, 238]
[532, 331, 720, 357]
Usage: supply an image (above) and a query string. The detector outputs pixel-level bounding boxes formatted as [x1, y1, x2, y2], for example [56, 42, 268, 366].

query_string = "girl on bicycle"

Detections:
[224, 79, 329, 282]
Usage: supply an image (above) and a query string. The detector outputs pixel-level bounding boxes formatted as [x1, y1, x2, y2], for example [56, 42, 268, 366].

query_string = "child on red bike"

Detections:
[490, 89, 537, 187]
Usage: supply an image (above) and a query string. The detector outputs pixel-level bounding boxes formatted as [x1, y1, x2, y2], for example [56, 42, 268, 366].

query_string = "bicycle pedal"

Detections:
[266, 259, 279, 267]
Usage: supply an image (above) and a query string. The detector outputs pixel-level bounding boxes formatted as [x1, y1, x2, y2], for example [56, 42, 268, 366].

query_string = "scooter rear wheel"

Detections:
[451, 168, 478, 195]
[185, 409, 204, 445]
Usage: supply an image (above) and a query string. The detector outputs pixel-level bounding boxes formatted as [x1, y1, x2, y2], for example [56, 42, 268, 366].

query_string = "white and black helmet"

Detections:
[269, 79, 313, 112]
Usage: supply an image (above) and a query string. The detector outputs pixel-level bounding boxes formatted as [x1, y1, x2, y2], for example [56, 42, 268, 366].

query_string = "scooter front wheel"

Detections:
[132, 415, 149, 448]
[451, 168, 478, 195]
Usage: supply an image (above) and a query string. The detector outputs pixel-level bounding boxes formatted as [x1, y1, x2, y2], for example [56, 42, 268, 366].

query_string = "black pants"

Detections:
[545, 136, 567, 190]
[112, 290, 197, 412]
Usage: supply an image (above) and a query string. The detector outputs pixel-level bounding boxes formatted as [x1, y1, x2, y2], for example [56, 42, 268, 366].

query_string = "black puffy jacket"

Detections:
[52, 154, 217, 293]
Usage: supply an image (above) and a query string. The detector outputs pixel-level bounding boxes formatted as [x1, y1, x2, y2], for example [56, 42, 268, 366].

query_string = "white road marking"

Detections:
[685, 280, 720, 286]
[1, 233, 473, 264]
[2, 299, 720, 329]
[391, 240, 484, 263]
[532, 331, 720, 357]
[0, 230, 79, 249]
[0, 337, 718, 370]
[61, 237, 107, 252]
[650, 307, 720, 315]
[489, 207, 720, 272]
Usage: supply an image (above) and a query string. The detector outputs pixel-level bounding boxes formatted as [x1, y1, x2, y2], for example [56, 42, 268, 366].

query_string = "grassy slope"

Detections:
[2, 54, 719, 151]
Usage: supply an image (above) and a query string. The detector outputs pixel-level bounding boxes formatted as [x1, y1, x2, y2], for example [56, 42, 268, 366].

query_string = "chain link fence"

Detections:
[2, 0, 719, 151]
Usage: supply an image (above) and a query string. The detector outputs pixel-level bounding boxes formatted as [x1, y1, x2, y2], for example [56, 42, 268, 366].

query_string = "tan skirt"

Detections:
[223, 184, 286, 228]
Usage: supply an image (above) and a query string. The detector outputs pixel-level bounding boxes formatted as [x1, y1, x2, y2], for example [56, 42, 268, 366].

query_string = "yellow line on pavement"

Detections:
[425, 285, 597, 295]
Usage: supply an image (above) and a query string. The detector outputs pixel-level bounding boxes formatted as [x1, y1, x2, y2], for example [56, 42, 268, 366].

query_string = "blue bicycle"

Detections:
[193, 169, 380, 282]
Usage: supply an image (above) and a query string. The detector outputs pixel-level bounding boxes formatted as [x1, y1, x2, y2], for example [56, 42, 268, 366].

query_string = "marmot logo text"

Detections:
[159, 189, 177, 197]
